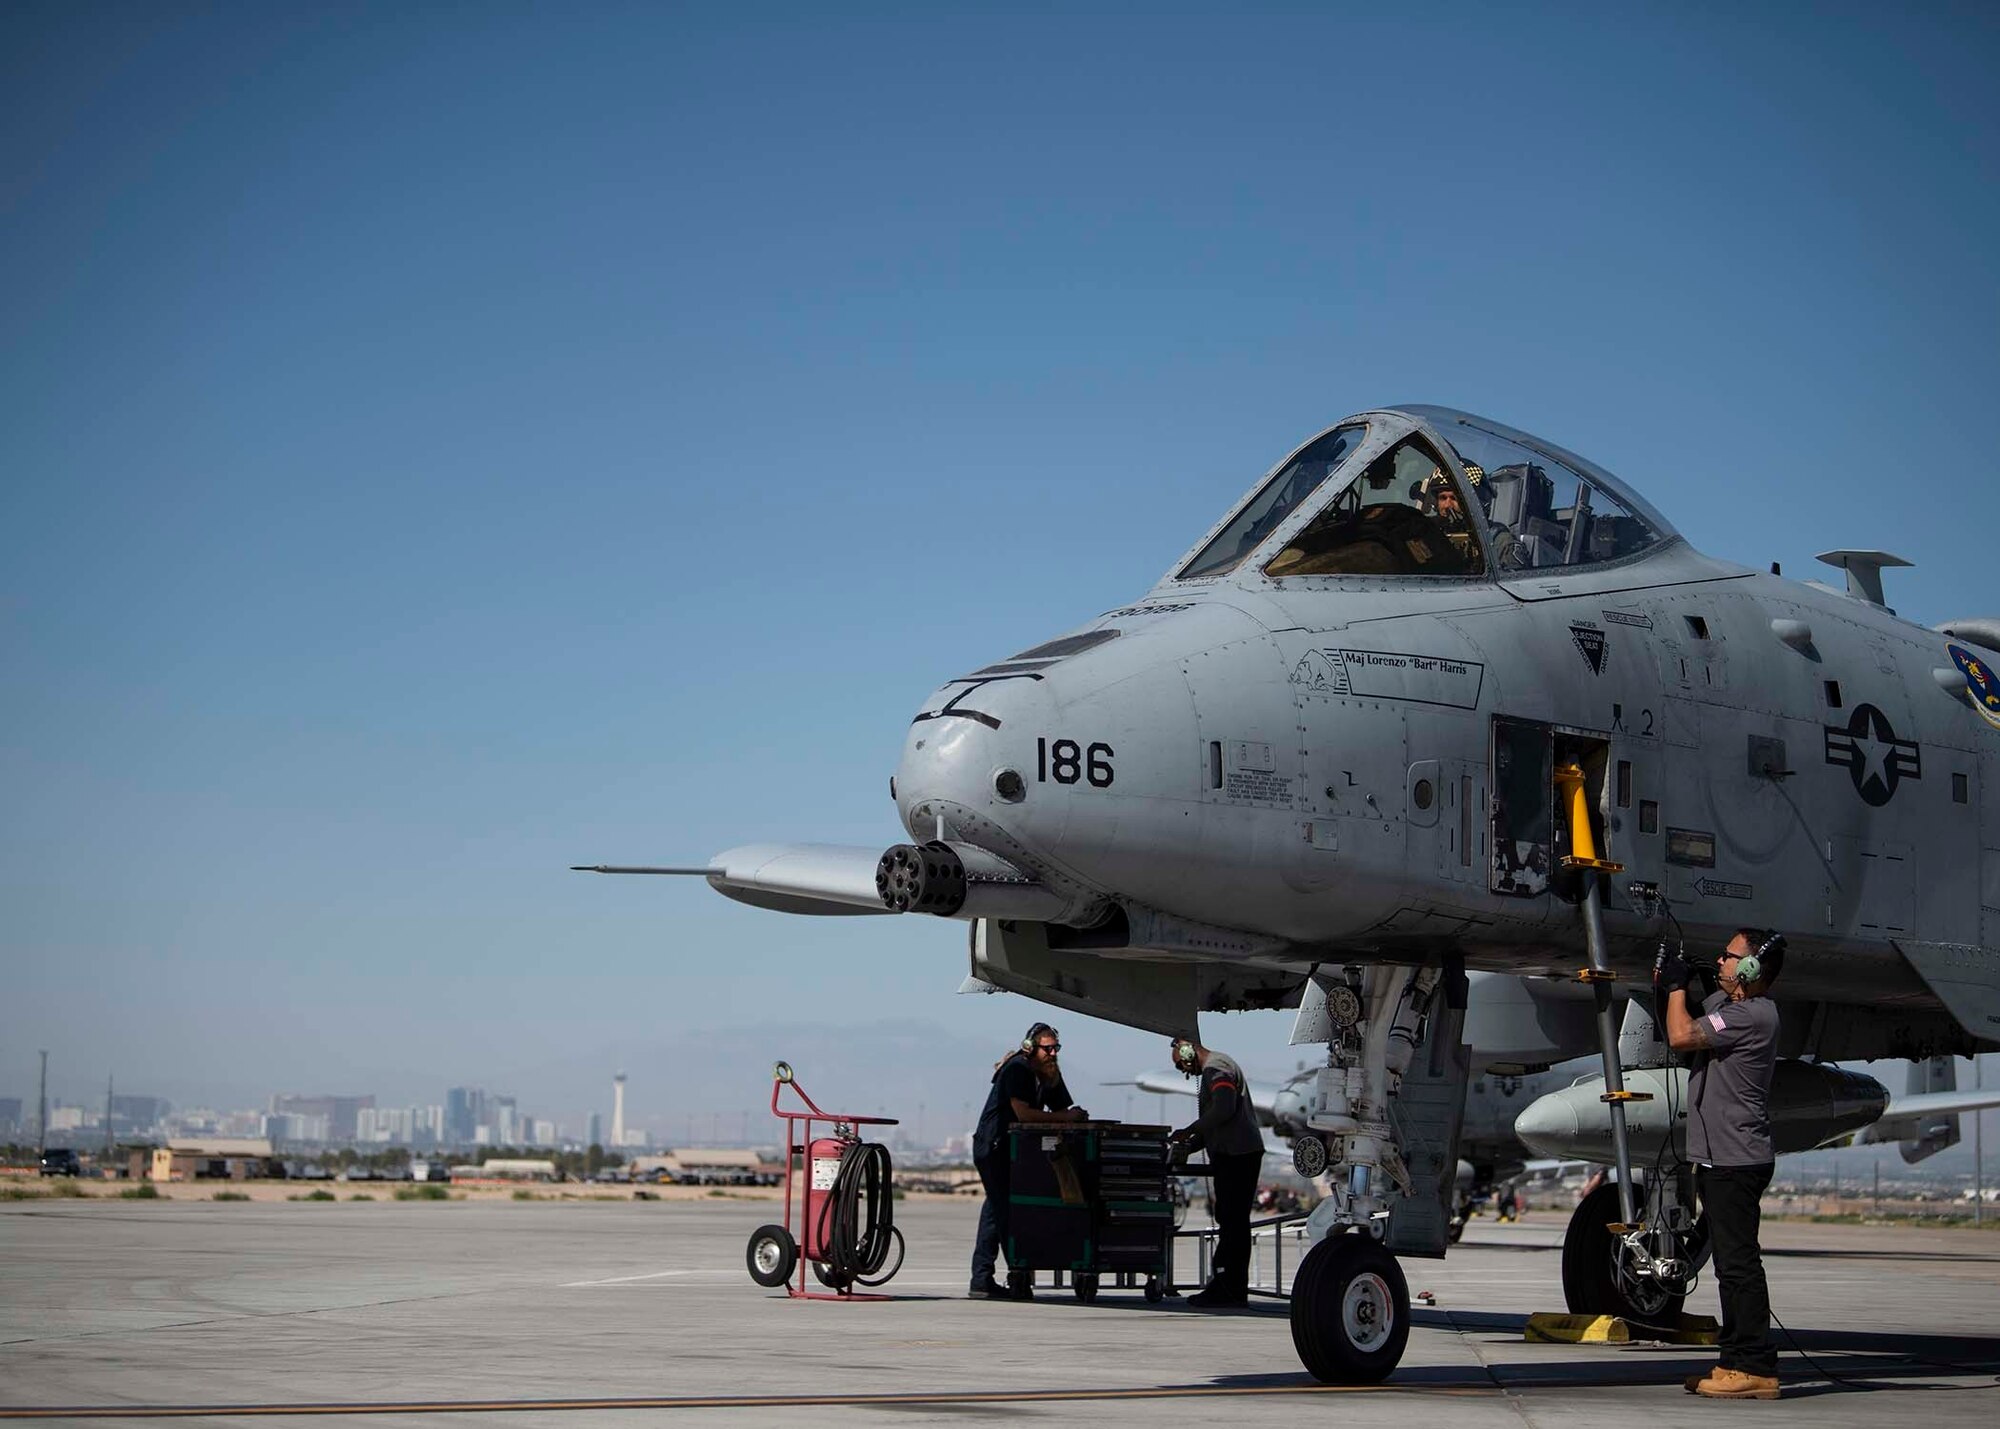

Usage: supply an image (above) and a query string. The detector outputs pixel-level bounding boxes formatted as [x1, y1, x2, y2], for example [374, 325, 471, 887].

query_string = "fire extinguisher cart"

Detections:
[1005, 1121, 1174, 1302]
[745, 1062, 903, 1300]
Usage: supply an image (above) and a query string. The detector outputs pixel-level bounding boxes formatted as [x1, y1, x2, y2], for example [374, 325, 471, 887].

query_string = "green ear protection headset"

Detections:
[1735, 930, 1785, 986]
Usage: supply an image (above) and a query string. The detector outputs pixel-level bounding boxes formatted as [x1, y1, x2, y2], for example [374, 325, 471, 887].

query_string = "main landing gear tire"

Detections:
[1072, 1273, 1099, 1304]
[746, 1224, 797, 1288]
[1289, 1232, 1410, 1384]
[1560, 1181, 1704, 1324]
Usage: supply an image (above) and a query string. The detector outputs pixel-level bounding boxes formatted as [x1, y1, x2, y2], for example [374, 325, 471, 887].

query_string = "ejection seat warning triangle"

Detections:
[1570, 623, 1608, 676]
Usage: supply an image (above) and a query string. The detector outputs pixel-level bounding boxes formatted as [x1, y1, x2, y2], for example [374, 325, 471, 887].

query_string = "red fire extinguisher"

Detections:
[802, 1135, 849, 1263]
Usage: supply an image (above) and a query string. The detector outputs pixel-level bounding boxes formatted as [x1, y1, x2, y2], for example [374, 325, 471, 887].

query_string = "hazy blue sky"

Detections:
[4, 3, 1997, 1148]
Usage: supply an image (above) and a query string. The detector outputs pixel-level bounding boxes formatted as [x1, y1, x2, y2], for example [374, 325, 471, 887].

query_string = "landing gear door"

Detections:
[1490, 718, 1553, 914]
[1383, 969, 1470, 1259]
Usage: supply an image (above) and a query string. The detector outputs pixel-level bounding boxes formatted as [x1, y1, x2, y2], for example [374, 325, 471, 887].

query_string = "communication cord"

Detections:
[814, 1140, 905, 1287]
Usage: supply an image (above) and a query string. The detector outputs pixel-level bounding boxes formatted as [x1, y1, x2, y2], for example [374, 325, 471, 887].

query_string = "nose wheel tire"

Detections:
[1560, 1181, 1702, 1325]
[1289, 1233, 1410, 1384]
[746, 1224, 797, 1288]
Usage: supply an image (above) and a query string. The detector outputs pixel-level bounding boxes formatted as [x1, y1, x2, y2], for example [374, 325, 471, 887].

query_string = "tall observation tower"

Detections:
[611, 1073, 627, 1148]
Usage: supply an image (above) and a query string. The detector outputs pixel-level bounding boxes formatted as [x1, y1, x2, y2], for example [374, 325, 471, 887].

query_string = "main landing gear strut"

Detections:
[1285, 963, 1445, 1382]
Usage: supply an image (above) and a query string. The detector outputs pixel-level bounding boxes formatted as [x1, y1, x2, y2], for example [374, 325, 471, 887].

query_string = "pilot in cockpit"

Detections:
[1416, 469, 1465, 524]
[1415, 469, 1479, 563]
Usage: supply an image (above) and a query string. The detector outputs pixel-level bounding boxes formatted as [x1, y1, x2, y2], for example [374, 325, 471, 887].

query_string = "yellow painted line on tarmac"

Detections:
[0, 1382, 1500, 1418]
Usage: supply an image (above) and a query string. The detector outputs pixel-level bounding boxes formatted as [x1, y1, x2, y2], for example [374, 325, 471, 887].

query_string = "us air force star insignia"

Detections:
[1569, 623, 1607, 676]
[1822, 702, 1922, 806]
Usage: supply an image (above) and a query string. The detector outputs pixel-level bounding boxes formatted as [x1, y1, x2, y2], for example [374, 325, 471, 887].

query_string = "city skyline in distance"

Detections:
[11, 1029, 1996, 1183]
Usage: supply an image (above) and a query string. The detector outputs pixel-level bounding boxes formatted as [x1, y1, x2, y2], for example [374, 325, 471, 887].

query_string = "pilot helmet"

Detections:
[1417, 469, 1465, 517]
[1416, 469, 1450, 502]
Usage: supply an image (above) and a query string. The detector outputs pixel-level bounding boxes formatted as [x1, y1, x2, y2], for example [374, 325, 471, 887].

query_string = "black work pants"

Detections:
[1206, 1151, 1261, 1293]
[970, 1151, 1008, 1285]
[1697, 1162, 1777, 1376]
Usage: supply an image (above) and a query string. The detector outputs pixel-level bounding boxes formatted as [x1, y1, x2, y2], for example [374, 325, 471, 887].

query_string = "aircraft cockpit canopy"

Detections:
[1177, 423, 1367, 580]
[1175, 406, 1676, 583]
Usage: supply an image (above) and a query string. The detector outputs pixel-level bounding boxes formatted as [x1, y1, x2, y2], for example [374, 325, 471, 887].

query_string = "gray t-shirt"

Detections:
[1686, 990, 1779, 1167]
[1180, 1052, 1264, 1158]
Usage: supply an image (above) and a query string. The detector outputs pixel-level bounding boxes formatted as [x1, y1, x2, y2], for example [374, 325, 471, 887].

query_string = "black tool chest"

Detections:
[1005, 1122, 1173, 1302]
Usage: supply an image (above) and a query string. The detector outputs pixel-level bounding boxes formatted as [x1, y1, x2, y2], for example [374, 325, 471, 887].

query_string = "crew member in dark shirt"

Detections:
[1661, 928, 1786, 1400]
[1168, 1036, 1264, 1308]
[968, 1021, 1086, 1299]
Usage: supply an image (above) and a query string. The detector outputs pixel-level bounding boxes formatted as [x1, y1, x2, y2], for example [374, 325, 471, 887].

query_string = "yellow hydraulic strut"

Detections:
[1555, 762, 1624, 873]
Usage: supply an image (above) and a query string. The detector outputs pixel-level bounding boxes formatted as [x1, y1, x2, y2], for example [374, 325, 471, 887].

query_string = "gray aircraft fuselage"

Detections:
[887, 406, 1999, 1063]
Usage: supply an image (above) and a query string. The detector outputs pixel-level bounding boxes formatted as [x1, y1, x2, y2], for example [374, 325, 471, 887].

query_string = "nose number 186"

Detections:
[1037, 738, 1115, 788]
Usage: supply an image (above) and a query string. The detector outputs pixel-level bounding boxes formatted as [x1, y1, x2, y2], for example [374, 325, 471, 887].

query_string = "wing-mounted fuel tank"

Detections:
[1512, 1059, 1889, 1165]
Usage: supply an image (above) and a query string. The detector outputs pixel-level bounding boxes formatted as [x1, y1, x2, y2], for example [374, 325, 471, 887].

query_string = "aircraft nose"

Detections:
[894, 675, 1055, 842]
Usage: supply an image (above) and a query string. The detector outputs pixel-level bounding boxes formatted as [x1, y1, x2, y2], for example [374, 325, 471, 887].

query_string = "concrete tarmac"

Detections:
[3, 1196, 1997, 1426]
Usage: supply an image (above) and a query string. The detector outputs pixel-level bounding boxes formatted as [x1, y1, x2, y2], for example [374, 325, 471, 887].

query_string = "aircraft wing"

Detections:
[1131, 1071, 1194, 1101]
[1129, 1070, 1283, 1125]
[1857, 1085, 2000, 1143]
[572, 843, 894, 916]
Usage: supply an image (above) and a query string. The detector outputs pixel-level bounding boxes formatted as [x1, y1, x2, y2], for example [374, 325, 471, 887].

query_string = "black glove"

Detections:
[1653, 940, 1690, 991]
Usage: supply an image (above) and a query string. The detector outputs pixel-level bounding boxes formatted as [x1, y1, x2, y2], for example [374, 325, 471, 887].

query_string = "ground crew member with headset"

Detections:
[1659, 927, 1787, 1400]
[969, 1021, 1087, 1299]
[1167, 1036, 1263, 1308]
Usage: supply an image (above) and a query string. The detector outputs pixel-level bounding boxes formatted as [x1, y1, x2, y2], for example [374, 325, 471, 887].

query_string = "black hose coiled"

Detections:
[814, 1140, 904, 1287]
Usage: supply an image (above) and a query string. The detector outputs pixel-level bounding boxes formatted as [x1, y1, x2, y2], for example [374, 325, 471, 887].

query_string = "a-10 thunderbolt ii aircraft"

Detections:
[579, 404, 2000, 1382]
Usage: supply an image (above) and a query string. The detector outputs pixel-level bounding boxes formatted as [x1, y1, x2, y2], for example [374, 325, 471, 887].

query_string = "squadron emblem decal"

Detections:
[1823, 703, 1922, 807]
[1569, 622, 1608, 676]
[1947, 643, 2000, 731]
